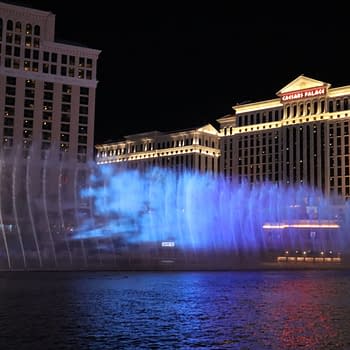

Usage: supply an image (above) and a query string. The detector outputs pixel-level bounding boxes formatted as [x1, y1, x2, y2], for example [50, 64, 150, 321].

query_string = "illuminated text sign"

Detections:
[280, 87, 326, 102]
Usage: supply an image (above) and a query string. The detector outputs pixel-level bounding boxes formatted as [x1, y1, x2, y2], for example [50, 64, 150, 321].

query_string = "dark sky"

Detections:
[9, 1, 350, 144]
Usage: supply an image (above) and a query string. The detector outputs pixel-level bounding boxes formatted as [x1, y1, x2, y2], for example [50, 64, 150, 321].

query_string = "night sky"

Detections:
[8, 1, 350, 144]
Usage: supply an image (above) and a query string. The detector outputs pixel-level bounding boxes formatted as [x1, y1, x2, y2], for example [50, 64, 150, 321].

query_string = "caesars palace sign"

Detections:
[280, 87, 326, 102]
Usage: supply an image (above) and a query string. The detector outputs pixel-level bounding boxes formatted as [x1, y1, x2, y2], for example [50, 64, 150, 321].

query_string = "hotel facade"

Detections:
[218, 75, 350, 200]
[95, 124, 221, 174]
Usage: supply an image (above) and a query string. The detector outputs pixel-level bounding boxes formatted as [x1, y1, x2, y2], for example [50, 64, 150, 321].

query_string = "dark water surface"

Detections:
[0, 269, 350, 349]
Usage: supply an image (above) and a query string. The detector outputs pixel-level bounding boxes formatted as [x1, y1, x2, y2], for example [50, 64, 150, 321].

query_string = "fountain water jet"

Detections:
[73, 163, 350, 269]
[0, 145, 349, 270]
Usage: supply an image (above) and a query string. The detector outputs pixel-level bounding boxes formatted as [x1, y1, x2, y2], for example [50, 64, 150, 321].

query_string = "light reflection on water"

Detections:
[0, 270, 350, 349]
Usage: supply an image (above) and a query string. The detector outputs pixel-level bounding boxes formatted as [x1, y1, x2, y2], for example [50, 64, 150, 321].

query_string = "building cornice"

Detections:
[43, 41, 101, 58]
[0, 2, 53, 19]
[233, 99, 282, 114]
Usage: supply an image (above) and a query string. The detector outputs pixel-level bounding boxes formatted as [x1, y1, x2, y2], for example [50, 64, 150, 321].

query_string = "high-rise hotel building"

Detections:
[95, 124, 221, 173]
[0, 1, 100, 162]
[0, 1, 101, 269]
[218, 75, 350, 200]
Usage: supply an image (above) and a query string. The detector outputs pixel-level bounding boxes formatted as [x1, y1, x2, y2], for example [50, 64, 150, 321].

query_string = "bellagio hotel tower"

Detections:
[0, 1, 100, 162]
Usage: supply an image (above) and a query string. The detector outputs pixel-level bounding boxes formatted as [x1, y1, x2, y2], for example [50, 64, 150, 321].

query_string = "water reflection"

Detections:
[261, 272, 346, 349]
[0, 271, 350, 349]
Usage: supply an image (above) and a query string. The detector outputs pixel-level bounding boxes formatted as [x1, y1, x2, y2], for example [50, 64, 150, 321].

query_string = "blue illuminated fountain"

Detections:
[0, 146, 349, 270]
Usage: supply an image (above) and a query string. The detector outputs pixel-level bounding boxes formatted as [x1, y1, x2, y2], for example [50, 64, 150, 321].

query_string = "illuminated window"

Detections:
[25, 36, 31, 47]
[26, 23, 32, 35]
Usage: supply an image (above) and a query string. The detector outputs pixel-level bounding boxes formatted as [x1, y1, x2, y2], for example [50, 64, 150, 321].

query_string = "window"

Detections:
[62, 104, 71, 113]
[34, 25, 40, 36]
[62, 94, 71, 103]
[14, 46, 20, 56]
[6, 76, 16, 85]
[26, 23, 32, 35]
[24, 99, 34, 108]
[62, 84, 71, 93]
[42, 132, 51, 140]
[79, 116, 88, 124]
[34, 38, 40, 48]
[14, 34, 21, 45]
[4, 128, 13, 136]
[61, 124, 70, 132]
[23, 119, 33, 128]
[43, 102, 53, 110]
[80, 87, 89, 95]
[4, 118, 14, 126]
[32, 62, 38, 72]
[80, 96, 88, 105]
[25, 89, 34, 98]
[78, 145, 87, 154]
[5, 58, 11, 67]
[42, 121, 52, 130]
[5, 97, 15, 105]
[7, 20, 13, 31]
[25, 36, 31, 47]
[24, 110, 34, 118]
[44, 91, 53, 100]
[25, 79, 35, 88]
[79, 106, 88, 114]
[61, 114, 70, 122]
[60, 134, 69, 142]
[13, 59, 20, 69]
[78, 135, 87, 144]
[44, 82, 53, 90]
[79, 126, 87, 134]
[42, 111, 52, 120]
[6, 86, 16, 95]
[15, 21, 21, 32]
